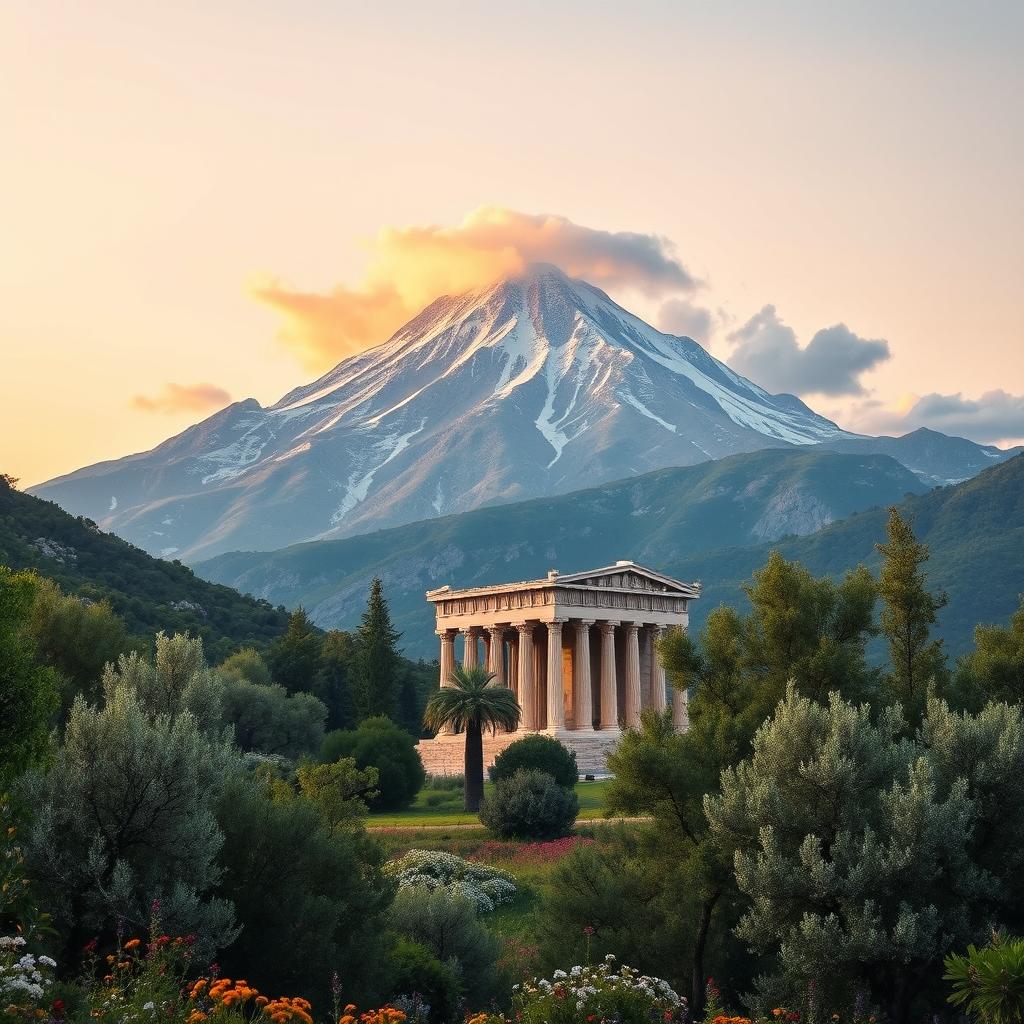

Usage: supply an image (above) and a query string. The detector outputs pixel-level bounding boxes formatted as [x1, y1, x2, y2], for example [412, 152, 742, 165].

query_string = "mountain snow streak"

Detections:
[33, 265, 848, 560]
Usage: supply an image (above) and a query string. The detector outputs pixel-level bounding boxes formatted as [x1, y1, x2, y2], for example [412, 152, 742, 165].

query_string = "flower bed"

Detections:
[469, 954, 686, 1024]
[383, 850, 517, 913]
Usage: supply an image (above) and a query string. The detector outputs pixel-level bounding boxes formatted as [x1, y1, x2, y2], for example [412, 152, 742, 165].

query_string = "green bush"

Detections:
[387, 937, 461, 1024]
[489, 734, 578, 788]
[322, 716, 426, 810]
[479, 769, 578, 839]
[386, 886, 502, 1007]
[945, 934, 1024, 1024]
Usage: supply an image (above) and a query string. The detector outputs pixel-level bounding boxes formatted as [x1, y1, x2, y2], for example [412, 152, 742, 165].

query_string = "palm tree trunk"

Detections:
[464, 719, 484, 811]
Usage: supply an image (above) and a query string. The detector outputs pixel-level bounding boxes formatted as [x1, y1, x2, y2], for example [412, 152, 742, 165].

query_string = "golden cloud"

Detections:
[132, 382, 232, 414]
[252, 206, 696, 371]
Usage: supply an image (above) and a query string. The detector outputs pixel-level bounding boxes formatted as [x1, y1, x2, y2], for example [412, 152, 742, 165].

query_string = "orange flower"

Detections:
[124, 938, 142, 951]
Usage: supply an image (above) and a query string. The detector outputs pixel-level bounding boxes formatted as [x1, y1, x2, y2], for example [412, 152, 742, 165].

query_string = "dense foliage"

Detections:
[384, 850, 516, 914]
[489, 734, 578, 789]
[0, 475, 290, 661]
[322, 716, 426, 810]
[479, 769, 578, 839]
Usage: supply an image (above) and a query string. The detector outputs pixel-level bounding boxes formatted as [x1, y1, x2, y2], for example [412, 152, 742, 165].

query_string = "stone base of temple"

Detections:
[416, 729, 623, 777]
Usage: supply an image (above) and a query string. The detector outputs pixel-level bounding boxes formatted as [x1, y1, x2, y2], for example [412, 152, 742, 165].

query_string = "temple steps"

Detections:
[416, 730, 622, 777]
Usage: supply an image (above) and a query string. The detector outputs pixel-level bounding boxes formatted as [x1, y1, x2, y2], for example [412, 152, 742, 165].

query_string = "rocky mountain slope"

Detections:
[196, 447, 927, 658]
[816, 427, 1021, 487]
[33, 265, 851, 561]
[684, 452, 1024, 656]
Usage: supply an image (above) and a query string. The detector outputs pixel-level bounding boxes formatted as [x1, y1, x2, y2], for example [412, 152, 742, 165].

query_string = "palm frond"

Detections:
[423, 664, 521, 733]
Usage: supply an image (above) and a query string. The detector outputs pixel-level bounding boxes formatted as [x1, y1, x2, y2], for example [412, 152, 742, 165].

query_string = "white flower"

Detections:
[143, 1001, 156, 1011]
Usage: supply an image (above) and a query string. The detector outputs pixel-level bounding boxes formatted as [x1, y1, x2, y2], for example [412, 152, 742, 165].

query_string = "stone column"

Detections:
[516, 623, 536, 730]
[508, 633, 519, 697]
[487, 626, 506, 684]
[598, 621, 620, 732]
[462, 627, 480, 669]
[672, 684, 689, 732]
[546, 619, 566, 733]
[573, 620, 595, 731]
[482, 629, 491, 672]
[437, 629, 457, 735]
[648, 625, 666, 713]
[623, 623, 642, 729]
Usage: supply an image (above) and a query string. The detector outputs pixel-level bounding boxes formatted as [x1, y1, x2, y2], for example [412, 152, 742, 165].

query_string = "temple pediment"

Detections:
[558, 561, 701, 598]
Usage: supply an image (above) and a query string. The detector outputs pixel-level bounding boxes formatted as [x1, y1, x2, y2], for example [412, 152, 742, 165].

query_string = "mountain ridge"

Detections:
[32, 265, 851, 560]
[195, 447, 930, 658]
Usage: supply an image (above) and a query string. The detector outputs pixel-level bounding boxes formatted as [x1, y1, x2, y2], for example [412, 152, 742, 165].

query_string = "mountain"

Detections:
[196, 447, 927, 659]
[32, 264, 851, 561]
[816, 427, 1022, 487]
[0, 475, 290, 662]
[682, 452, 1024, 657]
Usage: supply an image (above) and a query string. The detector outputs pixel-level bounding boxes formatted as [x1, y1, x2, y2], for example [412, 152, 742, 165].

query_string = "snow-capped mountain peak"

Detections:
[33, 265, 849, 560]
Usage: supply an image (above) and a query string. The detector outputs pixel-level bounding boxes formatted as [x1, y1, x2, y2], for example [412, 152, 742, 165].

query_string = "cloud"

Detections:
[726, 305, 890, 397]
[132, 382, 232, 414]
[253, 206, 698, 370]
[657, 298, 714, 343]
[855, 389, 1024, 444]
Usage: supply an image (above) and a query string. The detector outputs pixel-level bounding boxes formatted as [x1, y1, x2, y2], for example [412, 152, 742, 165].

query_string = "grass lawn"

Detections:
[367, 777, 612, 827]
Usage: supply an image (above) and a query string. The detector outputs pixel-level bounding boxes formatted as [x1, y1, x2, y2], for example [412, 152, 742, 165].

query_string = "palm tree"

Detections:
[423, 665, 520, 811]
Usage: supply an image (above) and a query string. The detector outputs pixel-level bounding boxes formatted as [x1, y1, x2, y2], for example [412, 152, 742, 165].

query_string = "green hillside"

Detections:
[197, 448, 928, 659]
[0, 475, 290, 661]
[677, 452, 1024, 654]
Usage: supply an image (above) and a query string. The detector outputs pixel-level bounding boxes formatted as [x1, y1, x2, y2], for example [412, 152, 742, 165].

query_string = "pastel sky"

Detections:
[3, 1, 1022, 486]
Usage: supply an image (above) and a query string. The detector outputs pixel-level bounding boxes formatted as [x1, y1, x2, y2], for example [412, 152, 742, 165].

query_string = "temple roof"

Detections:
[426, 560, 701, 602]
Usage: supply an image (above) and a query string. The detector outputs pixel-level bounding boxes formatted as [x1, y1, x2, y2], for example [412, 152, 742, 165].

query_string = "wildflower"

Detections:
[124, 938, 142, 951]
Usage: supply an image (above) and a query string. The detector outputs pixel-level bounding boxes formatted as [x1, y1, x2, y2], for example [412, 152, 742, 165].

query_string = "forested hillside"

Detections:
[0, 474, 289, 660]
[681, 452, 1024, 654]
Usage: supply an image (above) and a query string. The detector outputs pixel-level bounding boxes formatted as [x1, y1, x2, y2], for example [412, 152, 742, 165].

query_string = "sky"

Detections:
[2, 1, 1022, 486]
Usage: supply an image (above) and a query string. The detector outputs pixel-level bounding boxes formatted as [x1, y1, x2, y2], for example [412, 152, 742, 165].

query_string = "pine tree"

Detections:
[353, 578, 401, 721]
[876, 507, 949, 717]
[315, 630, 357, 731]
[268, 608, 322, 694]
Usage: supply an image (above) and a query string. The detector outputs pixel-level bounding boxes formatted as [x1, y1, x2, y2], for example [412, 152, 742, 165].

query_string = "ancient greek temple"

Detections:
[416, 560, 700, 775]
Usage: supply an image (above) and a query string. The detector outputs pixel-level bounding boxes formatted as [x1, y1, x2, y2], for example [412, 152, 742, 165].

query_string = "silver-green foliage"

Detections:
[705, 685, 1024, 1017]
[21, 633, 238, 958]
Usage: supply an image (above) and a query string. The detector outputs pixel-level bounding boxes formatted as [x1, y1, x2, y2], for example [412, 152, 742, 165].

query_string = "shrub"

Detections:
[468, 954, 686, 1024]
[945, 934, 1024, 1024]
[387, 937, 461, 1024]
[489, 734, 578, 788]
[322, 716, 426, 810]
[384, 850, 516, 914]
[479, 770, 578, 839]
[386, 887, 502, 1007]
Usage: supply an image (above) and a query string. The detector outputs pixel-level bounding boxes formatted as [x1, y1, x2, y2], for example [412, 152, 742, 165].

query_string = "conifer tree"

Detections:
[876, 507, 949, 717]
[353, 577, 401, 720]
[268, 607, 322, 694]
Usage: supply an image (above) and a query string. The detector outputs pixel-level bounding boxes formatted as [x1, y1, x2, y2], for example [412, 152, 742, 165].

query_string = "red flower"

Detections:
[83, 938, 98, 954]
[52, 999, 66, 1018]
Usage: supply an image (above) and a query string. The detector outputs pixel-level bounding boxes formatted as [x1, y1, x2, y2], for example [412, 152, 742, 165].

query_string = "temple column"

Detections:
[487, 626, 506, 684]
[598, 621, 620, 732]
[516, 623, 536, 730]
[462, 627, 480, 669]
[546, 619, 567, 733]
[573, 620, 595, 731]
[648, 625, 667, 713]
[623, 623, 642, 729]
[672, 684, 689, 732]
[508, 633, 519, 697]
[437, 629, 457, 735]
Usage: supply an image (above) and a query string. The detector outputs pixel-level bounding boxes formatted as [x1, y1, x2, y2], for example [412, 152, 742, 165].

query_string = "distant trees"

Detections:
[877, 507, 950, 717]
[956, 595, 1024, 705]
[354, 577, 402, 720]
[0, 567, 59, 787]
[221, 677, 327, 759]
[269, 608, 322, 693]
